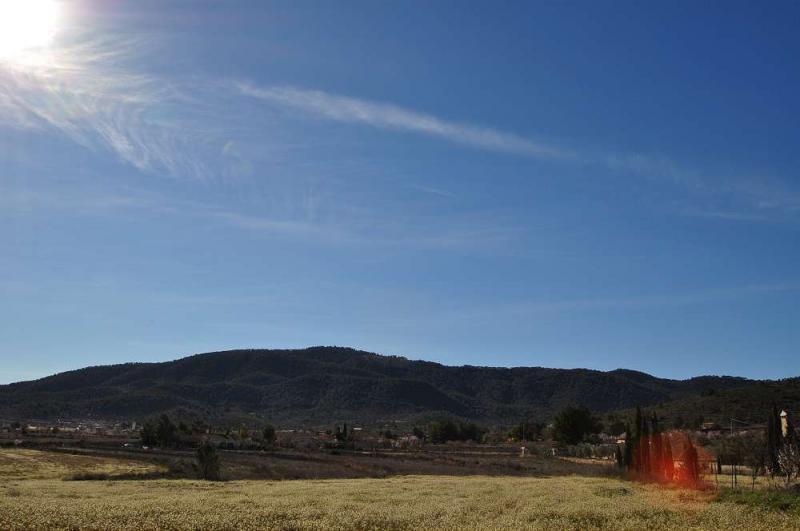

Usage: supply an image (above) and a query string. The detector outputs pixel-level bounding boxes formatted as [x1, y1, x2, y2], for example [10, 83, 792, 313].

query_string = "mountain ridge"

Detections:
[0, 347, 770, 425]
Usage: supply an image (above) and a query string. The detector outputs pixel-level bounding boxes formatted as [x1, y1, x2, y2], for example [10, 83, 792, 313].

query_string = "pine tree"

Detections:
[615, 445, 624, 469]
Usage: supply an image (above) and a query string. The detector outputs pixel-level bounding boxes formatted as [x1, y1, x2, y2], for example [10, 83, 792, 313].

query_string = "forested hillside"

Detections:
[0, 347, 756, 425]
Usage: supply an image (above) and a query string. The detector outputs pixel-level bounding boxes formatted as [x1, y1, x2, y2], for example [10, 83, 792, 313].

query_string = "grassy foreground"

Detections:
[1, 450, 798, 530]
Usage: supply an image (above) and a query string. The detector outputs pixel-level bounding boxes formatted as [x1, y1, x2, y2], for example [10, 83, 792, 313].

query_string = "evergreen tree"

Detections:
[552, 406, 601, 445]
[777, 410, 799, 485]
[156, 414, 178, 448]
[766, 406, 782, 477]
[429, 419, 459, 443]
[623, 423, 634, 470]
[632, 406, 643, 473]
[651, 412, 663, 480]
[615, 445, 624, 469]
[662, 434, 674, 482]
[634, 406, 643, 440]
[139, 421, 158, 446]
[784, 410, 795, 442]
[262, 424, 276, 445]
[196, 440, 221, 481]
[640, 413, 651, 476]
[683, 436, 699, 485]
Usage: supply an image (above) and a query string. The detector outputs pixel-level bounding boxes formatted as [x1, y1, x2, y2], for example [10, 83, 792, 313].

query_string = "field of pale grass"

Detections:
[1, 449, 797, 530]
[0, 448, 164, 480]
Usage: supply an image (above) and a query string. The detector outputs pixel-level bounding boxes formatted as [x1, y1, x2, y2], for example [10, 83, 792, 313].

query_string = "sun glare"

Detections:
[0, 0, 61, 60]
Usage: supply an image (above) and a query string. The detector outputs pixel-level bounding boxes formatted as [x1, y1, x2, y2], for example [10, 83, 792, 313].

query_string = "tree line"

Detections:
[617, 406, 694, 484]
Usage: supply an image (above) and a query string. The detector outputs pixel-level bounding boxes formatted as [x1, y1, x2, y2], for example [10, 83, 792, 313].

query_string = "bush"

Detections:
[66, 472, 111, 481]
[196, 441, 221, 481]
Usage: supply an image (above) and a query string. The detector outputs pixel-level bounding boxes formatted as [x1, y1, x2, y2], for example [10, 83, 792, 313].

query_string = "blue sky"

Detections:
[1, 0, 799, 383]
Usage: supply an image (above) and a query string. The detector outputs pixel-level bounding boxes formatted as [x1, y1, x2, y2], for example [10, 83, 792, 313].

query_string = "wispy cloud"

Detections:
[236, 83, 576, 161]
[410, 184, 457, 199]
[0, 180, 516, 251]
[3, 35, 798, 225]
[0, 38, 224, 179]
[237, 83, 800, 223]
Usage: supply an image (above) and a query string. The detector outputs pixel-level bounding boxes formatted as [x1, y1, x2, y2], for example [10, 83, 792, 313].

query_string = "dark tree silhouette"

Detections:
[682, 437, 699, 486]
[156, 414, 178, 448]
[552, 406, 601, 445]
[767, 406, 782, 477]
[139, 421, 157, 446]
[196, 440, 221, 481]
[650, 412, 663, 479]
[262, 424, 276, 445]
[662, 434, 675, 481]
[623, 423, 634, 469]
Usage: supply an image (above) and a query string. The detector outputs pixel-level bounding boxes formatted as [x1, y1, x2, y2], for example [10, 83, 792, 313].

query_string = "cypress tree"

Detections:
[651, 412, 663, 480]
[683, 436, 699, 485]
[779, 410, 797, 486]
[784, 410, 795, 442]
[767, 406, 782, 477]
[633, 406, 643, 473]
[634, 406, 643, 440]
[623, 423, 634, 470]
[662, 433, 674, 482]
[615, 445, 624, 469]
[641, 413, 651, 476]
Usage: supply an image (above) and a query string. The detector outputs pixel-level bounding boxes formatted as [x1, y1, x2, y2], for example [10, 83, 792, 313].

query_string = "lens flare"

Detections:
[0, 0, 61, 59]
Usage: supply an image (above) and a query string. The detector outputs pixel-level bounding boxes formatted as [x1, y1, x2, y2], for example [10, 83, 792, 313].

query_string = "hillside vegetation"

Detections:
[624, 377, 800, 426]
[0, 347, 756, 425]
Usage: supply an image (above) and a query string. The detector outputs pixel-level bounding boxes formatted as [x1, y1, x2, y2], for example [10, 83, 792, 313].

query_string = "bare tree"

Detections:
[738, 433, 766, 490]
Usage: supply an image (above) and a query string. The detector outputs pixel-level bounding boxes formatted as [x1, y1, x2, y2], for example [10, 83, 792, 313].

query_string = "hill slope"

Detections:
[621, 377, 800, 427]
[0, 347, 755, 425]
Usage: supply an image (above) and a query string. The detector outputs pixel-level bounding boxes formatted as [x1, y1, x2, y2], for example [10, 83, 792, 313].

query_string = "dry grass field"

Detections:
[0, 448, 165, 480]
[1, 448, 798, 530]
